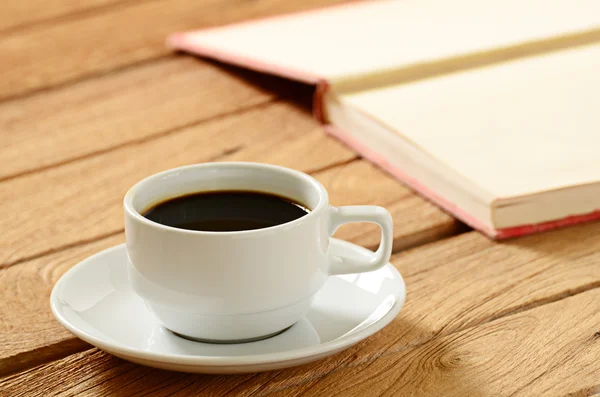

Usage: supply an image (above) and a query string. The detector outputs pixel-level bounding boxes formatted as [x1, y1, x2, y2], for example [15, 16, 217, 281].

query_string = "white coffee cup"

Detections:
[124, 162, 393, 343]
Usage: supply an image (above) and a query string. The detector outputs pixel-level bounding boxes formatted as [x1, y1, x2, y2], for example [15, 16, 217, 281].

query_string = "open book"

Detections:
[167, 0, 600, 239]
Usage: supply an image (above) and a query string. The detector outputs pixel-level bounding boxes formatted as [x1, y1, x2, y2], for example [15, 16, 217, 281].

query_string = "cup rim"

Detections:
[124, 162, 329, 236]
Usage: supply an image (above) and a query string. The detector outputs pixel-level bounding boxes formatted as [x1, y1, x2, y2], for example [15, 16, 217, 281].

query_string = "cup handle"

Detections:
[328, 205, 393, 275]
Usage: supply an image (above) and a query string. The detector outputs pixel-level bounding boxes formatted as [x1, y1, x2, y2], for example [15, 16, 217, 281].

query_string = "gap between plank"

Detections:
[0, 339, 91, 379]
[339, 194, 470, 253]
[0, 53, 172, 104]
[0, 98, 276, 184]
[560, 385, 600, 397]
[0, 0, 161, 37]
[304, 156, 359, 175]
[0, 229, 123, 271]
[481, 280, 600, 326]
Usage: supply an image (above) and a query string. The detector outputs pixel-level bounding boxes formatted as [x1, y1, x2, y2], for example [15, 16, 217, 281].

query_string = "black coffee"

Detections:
[142, 191, 309, 232]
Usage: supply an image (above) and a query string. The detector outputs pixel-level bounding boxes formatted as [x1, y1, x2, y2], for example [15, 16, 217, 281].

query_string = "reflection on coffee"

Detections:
[142, 191, 309, 232]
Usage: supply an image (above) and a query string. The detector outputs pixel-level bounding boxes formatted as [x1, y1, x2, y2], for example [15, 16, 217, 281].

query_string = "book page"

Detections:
[341, 42, 600, 199]
[172, 0, 600, 86]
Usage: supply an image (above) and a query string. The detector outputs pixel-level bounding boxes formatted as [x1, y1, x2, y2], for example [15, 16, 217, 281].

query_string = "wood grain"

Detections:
[0, 234, 123, 377]
[0, 350, 192, 396]
[277, 289, 600, 397]
[2, 224, 600, 395]
[0, 0, 348, 100]
[0, 0, 125, 33]
[0, 57, 275, 181]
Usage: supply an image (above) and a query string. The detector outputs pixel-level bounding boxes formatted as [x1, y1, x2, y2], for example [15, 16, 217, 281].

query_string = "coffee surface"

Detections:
[142, 191, 309, 232]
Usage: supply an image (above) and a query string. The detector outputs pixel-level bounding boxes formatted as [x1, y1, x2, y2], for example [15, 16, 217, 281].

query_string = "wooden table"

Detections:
[1, 1, 599, 395]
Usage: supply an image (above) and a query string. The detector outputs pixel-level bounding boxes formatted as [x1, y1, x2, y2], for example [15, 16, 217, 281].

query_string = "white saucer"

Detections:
[51, 239, 406, 374]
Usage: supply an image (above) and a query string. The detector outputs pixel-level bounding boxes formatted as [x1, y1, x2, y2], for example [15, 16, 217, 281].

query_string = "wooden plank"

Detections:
[276, 289, 600, 397]
[0, 57, 274, 181]
[0, 350, 190, 396]
[0, 0, 348, 100]
[0, 99, 456, 268]
[0, 158, 457, 375]
[3, 222, 598, 393]
[0, 0, 123, 33]
[6, 291, 598, 397]
[0, 234, 122, 377]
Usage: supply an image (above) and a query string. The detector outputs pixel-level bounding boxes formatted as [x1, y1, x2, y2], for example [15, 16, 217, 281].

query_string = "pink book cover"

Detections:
[166, 5, 600, 240]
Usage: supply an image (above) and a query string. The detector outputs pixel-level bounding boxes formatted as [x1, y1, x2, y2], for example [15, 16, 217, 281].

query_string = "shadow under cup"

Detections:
[123, 163, 332, 343]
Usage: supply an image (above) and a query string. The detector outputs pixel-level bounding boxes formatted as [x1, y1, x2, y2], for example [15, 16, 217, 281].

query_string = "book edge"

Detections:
[494, 211, 600, 239]
[167, 32, 330, 123]
[170, 1, 366, 37]
[325, 124, 600, 240]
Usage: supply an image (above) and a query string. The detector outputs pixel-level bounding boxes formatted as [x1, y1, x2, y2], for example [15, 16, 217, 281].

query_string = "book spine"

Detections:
[494, 211, 600, 238]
